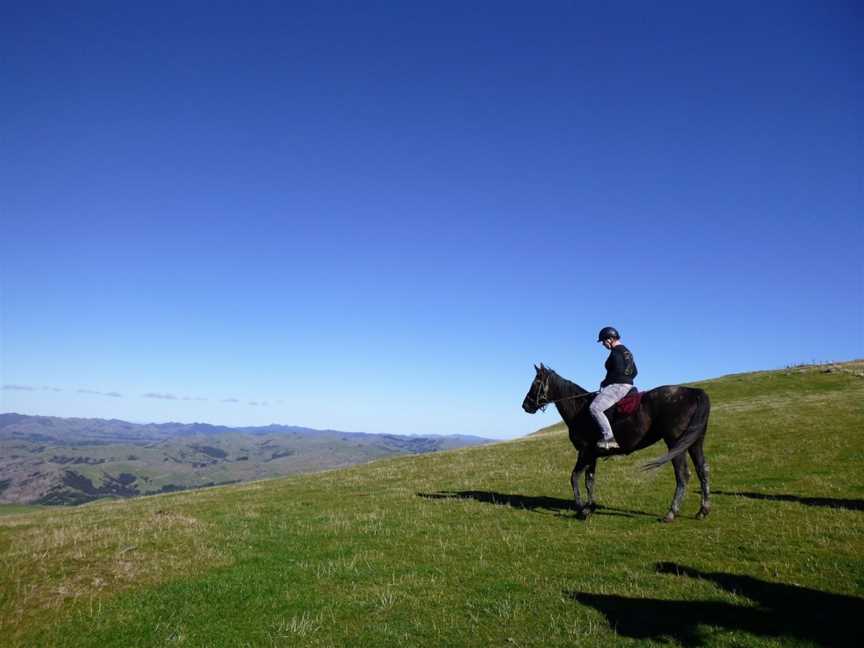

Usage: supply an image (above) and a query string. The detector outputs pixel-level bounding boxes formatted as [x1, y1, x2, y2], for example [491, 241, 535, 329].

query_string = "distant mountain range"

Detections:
[0, 413, 493, 505]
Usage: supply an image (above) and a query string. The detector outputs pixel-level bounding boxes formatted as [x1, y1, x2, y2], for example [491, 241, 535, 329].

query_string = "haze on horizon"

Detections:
[1, 2, 861, 439]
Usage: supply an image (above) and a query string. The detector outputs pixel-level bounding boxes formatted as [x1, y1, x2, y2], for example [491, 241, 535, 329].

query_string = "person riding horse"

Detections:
[591, 326, 637, 450]
[522, 344, 711, 522]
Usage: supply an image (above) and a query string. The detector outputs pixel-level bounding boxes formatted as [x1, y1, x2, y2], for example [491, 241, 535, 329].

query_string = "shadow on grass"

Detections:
[567, 562, 864, 647]
[713, 490, 864, 511]
[417, 491, 655, 518]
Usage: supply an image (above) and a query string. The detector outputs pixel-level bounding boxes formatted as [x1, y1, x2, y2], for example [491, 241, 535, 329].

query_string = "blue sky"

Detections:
[1, 2, 861, 438]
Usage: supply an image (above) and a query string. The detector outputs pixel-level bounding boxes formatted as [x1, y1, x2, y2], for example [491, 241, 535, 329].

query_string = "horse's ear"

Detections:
[534, 363, 539, 372]
[540, 362, 546, 370]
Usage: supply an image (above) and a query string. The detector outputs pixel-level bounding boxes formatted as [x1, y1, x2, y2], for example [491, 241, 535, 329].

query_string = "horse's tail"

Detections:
[642, 389, 710, 471]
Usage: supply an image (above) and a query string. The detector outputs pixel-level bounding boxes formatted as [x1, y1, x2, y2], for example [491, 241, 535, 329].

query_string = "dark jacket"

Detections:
[602, 344, 637, 388]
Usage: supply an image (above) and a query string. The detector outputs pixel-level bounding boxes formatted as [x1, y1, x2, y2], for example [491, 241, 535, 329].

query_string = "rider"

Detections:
[590, 326, 637, 450]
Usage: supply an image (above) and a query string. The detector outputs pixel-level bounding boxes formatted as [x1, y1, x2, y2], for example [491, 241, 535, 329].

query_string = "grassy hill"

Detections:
[1, 362, 862, 646]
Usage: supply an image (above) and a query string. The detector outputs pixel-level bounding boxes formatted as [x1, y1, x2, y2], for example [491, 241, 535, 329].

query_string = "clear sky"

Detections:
[1, 1, 861, 438]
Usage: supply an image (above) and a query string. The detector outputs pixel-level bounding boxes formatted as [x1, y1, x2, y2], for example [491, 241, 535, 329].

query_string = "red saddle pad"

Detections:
[616, 389, 642, 416]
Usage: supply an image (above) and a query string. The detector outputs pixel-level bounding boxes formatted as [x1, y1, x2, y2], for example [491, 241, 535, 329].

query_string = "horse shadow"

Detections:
[567, 562, 864, 647]
[416, 490, 656, 518]
[713, 490, 864, 511]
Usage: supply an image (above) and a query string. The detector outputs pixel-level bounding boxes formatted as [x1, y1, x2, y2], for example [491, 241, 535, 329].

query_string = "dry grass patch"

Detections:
[0, 499, 230, 640]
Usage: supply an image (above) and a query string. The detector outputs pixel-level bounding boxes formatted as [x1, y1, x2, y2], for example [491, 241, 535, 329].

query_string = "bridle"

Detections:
[528, 373, 597, 412]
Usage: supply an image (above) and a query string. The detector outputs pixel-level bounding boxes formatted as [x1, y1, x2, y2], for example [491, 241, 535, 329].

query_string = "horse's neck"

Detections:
[549, 373, 589, 424]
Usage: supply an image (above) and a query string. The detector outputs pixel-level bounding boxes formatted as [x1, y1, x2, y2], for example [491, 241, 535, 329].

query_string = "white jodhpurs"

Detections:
[589, 383, 634, 440]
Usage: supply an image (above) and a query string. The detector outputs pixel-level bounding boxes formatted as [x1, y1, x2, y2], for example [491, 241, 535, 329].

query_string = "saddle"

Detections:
[608, 387, 642, 418]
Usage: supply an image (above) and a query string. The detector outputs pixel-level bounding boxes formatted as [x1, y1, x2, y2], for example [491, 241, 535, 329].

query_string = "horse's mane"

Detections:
[545, 367, 588, 395]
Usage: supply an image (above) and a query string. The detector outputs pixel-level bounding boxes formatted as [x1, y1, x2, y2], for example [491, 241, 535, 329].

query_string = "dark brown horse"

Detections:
[522, 364, 711, 522]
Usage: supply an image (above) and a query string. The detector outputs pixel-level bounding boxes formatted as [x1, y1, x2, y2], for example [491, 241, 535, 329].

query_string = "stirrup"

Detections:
[597, 438, 620, 450]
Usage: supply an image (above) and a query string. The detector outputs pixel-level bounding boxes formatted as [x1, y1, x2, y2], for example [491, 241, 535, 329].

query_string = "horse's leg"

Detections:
[662, 455, 690, 523]
[689, 439, 711, 519]
[585, 458, 598, 512]
[570, 452, 593, 519]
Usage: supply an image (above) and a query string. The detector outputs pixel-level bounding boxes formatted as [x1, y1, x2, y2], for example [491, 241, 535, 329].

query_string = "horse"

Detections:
[522, 364, 711, 522]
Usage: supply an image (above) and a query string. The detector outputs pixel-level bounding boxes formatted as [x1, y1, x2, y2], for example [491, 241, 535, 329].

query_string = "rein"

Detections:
[540, 391, 597, 411]
[552, 391, 598, 403]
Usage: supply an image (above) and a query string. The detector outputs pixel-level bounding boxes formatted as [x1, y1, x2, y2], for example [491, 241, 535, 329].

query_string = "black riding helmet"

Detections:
[597, 326, 620, 342]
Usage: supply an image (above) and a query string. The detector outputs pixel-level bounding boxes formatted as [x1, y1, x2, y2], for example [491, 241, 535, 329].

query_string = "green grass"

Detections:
[0, 504, 44, 517]
[1, 363, 862, 646]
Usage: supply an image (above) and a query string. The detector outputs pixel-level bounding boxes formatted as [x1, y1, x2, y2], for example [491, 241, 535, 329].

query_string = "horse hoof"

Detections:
[696, 507, 710, 520]
[661, 512, 676, 523]
[576, 508, 591, 521]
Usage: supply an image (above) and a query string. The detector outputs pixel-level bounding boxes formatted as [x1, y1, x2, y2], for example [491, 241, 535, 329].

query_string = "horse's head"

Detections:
[522, 363, 552, 413]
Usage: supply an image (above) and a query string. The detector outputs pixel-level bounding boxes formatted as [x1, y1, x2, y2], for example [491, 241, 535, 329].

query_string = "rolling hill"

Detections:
[1, 361, 862, 646]
[0, 415, 492, 505]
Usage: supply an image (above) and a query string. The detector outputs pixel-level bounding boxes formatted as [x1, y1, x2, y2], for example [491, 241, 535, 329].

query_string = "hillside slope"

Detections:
[1, 362, 862, 646]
